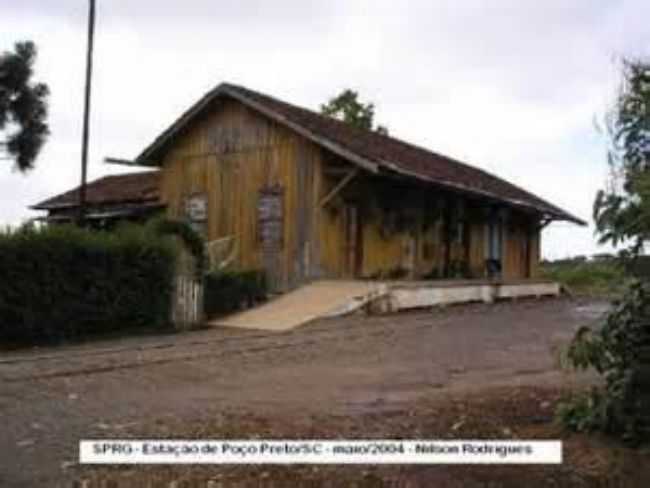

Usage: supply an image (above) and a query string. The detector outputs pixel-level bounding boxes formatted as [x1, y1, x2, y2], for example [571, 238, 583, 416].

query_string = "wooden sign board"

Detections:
[258, 188, 284, 250]
[185, 194, 207, 222]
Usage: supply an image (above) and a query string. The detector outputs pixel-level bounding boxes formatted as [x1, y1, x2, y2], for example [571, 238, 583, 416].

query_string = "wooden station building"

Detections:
[33, 83, 585, 292]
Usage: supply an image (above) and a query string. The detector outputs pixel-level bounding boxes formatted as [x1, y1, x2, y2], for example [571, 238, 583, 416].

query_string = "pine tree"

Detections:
[0, 41, 50, 171]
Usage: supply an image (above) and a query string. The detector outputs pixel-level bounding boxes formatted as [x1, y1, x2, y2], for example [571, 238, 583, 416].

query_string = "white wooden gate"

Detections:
[171, 251, 203, 329]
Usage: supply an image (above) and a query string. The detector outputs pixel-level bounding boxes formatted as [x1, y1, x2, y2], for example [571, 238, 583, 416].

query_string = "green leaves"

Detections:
[595, 60, 650, 256]
[320, 89, 388, 134]
[146, 217, 206, 278]
[0, 225, 177, 346]
[560, 280, 650, 444]
[556, 389, 608, 434]
[0, 41, 49, 171]
[567, 326, 605, 372]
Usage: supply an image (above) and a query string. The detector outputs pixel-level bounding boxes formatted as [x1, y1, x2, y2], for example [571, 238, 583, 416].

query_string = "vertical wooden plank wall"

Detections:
[159, 98, 324, 290]
[315, 183, 540, 280]
[157, 96, 542, 285]
[502, 213, 538, 279]
[528, 229, 541, 278]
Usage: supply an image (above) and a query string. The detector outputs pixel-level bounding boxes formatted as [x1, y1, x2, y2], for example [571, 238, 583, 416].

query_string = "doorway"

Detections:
[487, 215, 503, 278]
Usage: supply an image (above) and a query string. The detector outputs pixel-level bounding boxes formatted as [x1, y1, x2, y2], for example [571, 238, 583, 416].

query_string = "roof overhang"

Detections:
[377, 160, 587, 225]
[30, 202, 78, 211]
[35, 203, 165, 221]
[32, 200, 164, 212]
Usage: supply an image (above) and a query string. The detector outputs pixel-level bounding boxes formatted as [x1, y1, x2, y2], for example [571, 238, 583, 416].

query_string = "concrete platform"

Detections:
[382, 279, 560, 312]
[211, 278, 560, 332]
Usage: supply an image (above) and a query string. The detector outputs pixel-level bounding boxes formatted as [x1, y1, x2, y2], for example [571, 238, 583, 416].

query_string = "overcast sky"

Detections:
[1, 0, 647, 258]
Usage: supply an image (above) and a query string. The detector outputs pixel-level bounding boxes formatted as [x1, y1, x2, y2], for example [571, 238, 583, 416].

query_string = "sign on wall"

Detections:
[185, 194, 207, 221]
[258, 187, 284, 250]
[184, 193, 208, 236]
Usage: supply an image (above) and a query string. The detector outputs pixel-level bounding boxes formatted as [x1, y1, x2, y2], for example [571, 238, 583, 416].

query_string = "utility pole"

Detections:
[78, 0, 96, 224]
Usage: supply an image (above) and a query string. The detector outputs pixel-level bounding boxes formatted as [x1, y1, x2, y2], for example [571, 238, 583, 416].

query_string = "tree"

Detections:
[320, 89, 388, 135]
[0, 41, 49, 171]
[559, 60, 650, 444]
[593, 60, 650, 257]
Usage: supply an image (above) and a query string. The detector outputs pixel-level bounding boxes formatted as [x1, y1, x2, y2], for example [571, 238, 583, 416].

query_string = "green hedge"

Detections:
[204, 270, 267, 318]
[0, 224, 177, 346]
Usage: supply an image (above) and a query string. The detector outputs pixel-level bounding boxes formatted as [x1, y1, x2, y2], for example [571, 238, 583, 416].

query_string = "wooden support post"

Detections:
[318, 168, 359, 208]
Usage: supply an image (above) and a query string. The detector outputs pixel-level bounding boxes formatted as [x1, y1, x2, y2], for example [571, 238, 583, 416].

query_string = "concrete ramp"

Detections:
[211, 280, 383, 331]
[211, 278, 560, 332]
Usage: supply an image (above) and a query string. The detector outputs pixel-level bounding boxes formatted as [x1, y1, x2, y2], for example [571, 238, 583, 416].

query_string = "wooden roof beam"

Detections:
[104, 157, 156, 167]
[318, 168, 359, 208]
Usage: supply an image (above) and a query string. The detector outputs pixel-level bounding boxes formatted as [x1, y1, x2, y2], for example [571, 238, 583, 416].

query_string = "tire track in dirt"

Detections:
[0, 298, 583, 383]
[0, 321, 402, 382]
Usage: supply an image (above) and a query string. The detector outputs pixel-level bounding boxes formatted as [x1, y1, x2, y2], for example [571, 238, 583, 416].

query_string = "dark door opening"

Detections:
[343, 204, 363, 277]
[487, 216, 503, 278]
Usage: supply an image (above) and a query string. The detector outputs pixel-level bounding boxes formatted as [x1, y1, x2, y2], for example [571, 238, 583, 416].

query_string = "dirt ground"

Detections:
[0, 297, 621, 487]
[78, 386, 650, 488]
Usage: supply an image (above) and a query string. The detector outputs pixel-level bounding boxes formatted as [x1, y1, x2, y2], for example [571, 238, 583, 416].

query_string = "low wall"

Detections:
[373, 280, 560, 313]
[496, 282, 560, 299]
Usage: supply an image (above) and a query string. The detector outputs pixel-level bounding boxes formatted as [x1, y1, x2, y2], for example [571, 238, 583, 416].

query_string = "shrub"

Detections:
[557, 389, 609, 433]
[145, 217, 206, 278]
[204, 270, 267, 318]
[558, 280, 650, 444]
[0, 224, 178, 346]
[626, 255, 650, 280]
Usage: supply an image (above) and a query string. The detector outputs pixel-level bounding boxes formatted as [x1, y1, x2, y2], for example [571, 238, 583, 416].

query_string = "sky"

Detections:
[1, 0, 647, 259]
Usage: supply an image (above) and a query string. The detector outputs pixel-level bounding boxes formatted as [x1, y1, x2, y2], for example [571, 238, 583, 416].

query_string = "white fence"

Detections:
[171, 236, 239, 329]
[171, 274, 203, 329]
[171, 250, 203, 329]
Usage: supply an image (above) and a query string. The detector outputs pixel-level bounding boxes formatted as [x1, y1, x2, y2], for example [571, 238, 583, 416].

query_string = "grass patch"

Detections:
[540, 260, 629, 297]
